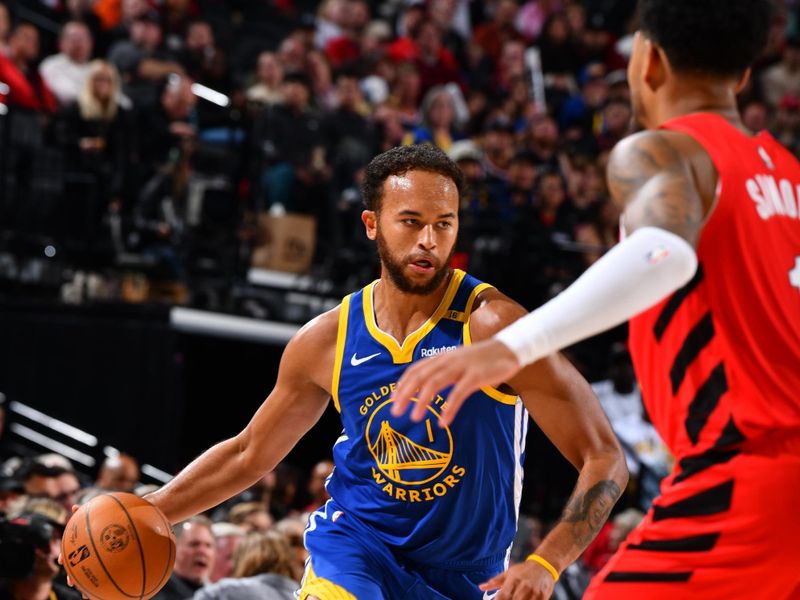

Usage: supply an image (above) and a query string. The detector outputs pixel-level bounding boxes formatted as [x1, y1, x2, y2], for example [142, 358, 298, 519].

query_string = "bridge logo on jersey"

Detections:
[363, 390, 466, 502]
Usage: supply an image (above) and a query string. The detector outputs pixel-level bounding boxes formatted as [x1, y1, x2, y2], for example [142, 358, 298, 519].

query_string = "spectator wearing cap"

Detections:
[246, 51, 284, 108]
[762, 36, 800, 108]
[0, 498, 80, 600]
[480, 116, 516, 181]
[39, 21, 94, 107]
[595, 97, 631, 151]
[403, 85, 463, 151]
[558, 61, 608, 136]
[0, 21, 57, 113]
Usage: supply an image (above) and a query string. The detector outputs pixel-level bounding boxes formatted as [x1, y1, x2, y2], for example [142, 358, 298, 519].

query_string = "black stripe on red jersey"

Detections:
[627, 532, 720, 552]
[674, 415, 745, 483]
[684, 362, 728, 444]
[670, 313, 715, 395]
[653, 266, 705, 342]
[652, 480, 734, 522]
[605, 571, 693, 583]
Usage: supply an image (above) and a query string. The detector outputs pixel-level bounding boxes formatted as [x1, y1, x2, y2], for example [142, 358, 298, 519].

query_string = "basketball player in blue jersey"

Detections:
[116, 145, 627, 599]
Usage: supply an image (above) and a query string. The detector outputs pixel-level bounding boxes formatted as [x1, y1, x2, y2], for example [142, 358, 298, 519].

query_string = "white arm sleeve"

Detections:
[495, 227, 698, 366]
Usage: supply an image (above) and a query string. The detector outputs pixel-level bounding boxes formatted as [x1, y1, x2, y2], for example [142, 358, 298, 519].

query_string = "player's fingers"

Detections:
[391, 365, 424, 416]
[478, 572, 506, 591]
[410, 364, 456, 421]
[71, 504, 79, 513]
[495, 576, 519, 600]
[439, 376, 477, 427]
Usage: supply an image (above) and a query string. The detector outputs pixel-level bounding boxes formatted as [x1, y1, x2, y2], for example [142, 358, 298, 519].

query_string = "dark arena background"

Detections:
[0, 0, 794, 598]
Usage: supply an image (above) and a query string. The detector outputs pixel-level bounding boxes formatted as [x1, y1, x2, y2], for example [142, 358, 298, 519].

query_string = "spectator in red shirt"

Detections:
[472, 0, 526, 65]
[412, 19, 463, 95]
[0, 22, 57, 113]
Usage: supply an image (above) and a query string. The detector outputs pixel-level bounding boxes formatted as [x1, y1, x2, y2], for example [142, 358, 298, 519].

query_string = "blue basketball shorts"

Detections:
[298, 500, 504, 600]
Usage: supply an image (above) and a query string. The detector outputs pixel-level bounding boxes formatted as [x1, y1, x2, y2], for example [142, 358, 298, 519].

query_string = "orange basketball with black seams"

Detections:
[62, 492, 176, 600]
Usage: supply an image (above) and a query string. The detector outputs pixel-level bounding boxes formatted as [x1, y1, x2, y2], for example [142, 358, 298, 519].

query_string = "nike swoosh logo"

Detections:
[351, 352, 381, 366]
[482, 592, 497, 600]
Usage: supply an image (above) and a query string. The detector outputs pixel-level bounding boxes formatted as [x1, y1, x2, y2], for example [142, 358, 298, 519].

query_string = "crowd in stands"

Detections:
[1, 0, 795, 311]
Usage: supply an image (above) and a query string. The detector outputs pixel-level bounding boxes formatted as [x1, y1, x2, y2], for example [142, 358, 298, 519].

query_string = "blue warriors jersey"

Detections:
[325, 269, 528, 570]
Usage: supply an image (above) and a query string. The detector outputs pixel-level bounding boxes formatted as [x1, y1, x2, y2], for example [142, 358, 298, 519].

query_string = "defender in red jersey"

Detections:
[394, 0, 800, 598]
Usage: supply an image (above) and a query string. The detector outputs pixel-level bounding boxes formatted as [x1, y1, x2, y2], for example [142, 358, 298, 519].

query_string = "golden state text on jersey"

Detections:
[324, 270, 528, 569]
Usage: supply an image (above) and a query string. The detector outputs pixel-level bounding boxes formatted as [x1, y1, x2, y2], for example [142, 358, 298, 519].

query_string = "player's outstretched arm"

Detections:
[392, 129, 710, 424]
[466, 292, 628, 598]
[144, 309, 339, 524]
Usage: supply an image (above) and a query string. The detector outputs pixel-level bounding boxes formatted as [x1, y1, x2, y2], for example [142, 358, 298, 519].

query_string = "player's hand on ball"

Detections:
[479, 561, 556, 600]
[392, 339, 521, 426]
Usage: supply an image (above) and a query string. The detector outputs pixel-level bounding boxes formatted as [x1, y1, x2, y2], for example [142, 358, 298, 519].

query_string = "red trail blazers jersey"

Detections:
[629, 112, 800, 464]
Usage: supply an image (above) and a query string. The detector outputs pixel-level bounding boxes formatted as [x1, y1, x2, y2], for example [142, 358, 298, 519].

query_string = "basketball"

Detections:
[61, 493, 176, 600]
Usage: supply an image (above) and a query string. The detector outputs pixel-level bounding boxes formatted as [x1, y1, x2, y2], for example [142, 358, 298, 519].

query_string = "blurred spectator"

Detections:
[57, 59, 134, 228]
[480, 117, 516, 181]
[96, 453, 140, 491]
[107, 11, 185, 107]
[525, 114, 560, 168]
[0, 21, 57, 112]
[105, 0, 150, 45]
[53, 470, 81, 513]
[39, 21, 94, 107]
[302, 459, 333, 512]
[252, 71, 330, 213]
[314, 0, 347, 50]
[17, 462, 63, 500]
[193, 531, 300, 600]
[209, 522, 245, 583]
[277, 35, 306, 74]
[323, 0, 370, 67]
[413, 19, 462, 95]
[404, 85, 463, 150]
[0, 2, 11, 55]
[742, 99, 769, 134]
[181, 20, 228, 90]
[473, 0, 524, 65]
[0, 474, 23, 514]
[246, 51, 284, 108]
[387, 62, 422, 127]
[538, 12, 581, 75]
[516, 0, 562, 41]
[595, 97, 631, 150]
[762, 35, 800, 108]
[154, 516, 216, 600]
[773, 93, 800, 156]
[274, 517, 307, 573]
[559, 61, 608, 136]
[0, 498, 80, 600]
[575, 197, 619, 266]
[306, 49, 336, 111]
[582, 508, 644, 574]
[229, 502, 273, 533]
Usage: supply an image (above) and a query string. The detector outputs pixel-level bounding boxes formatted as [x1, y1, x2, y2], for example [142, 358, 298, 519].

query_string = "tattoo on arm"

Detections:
[607, 131, 706, 246]
[561, 480, 622, 547]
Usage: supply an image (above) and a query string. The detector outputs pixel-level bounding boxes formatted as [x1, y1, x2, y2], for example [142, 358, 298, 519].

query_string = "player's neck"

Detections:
[653, 78, 745, 132]
[373, 271, 453, 341]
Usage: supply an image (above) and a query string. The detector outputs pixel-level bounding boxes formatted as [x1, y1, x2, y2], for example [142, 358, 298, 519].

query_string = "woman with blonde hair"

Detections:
[193, 531, 300, 600]
[58, 59, 134, 229]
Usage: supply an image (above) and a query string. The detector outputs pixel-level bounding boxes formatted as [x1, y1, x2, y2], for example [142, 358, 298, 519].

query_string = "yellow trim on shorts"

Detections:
[362, 269, 466, 364]
[299, 562, 357, 600]
[463, 283, 518, 405]
[331, 294, 351, 413]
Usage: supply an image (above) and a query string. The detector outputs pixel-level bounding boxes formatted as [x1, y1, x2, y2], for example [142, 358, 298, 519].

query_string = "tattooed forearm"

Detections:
[561, 479, 622, 547]
[606, 130, 707, 246]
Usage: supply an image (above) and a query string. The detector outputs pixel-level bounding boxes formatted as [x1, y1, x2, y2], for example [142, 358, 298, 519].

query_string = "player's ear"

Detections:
[362, 210, 377, 241]
[736, 68, 752, 94]
[643, 38, 668, 92]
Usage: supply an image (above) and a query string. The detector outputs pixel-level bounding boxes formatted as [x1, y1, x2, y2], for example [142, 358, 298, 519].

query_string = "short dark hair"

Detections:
[361, 144, 465, 212]
[639, 0, 773, 77]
